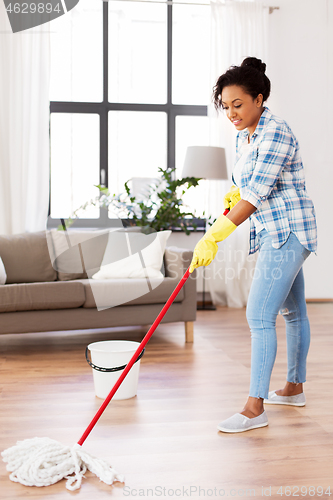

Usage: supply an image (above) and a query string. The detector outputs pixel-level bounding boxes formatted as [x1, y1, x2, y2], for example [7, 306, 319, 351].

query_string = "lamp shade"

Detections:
[182, 146, 228, 180]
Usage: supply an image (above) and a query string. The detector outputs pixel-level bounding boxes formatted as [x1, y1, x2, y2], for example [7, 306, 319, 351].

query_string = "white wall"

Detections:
[265, 0, 333, 299]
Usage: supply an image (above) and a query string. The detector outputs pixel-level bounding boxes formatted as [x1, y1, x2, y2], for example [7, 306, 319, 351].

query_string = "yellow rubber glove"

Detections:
[189, 215, 237, 273]
[223, 185, 241, 211]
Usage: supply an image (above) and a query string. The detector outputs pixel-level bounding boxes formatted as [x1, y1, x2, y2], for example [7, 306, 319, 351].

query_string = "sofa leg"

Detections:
[185, 321, 194, 343]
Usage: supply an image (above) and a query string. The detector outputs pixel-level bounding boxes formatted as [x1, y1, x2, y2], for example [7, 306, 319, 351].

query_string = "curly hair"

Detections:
[213, 57, 271, 110]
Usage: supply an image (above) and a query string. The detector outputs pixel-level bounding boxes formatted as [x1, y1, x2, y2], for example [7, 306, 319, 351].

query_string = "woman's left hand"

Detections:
[223, 185, 241, 210]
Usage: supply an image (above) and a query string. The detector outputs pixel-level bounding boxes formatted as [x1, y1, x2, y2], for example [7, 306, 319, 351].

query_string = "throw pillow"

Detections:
[47, 229, 109, 281]
[0, 231, 57, 284]
[0, 256, 6, 285]
[91, 230, 171, 280]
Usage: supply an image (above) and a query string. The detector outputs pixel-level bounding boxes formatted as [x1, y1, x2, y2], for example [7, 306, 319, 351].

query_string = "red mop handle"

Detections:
[223, 208, 230, 216]
[77, 266, 191, 446]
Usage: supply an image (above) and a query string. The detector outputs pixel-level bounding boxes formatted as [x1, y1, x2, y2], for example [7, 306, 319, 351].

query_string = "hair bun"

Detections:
[241, 57, 266, 74]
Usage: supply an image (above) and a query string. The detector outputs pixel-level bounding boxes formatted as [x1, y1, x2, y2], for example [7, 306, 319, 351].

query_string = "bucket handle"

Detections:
[85, 346, 145, 373]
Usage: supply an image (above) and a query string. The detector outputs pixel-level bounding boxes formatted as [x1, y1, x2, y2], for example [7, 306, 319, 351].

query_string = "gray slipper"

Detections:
[217, 410, 268, 433]
[264, 390, 306, 406]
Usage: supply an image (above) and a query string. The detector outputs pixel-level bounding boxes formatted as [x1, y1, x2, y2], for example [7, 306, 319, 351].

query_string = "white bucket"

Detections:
[87, 340, 142, 400]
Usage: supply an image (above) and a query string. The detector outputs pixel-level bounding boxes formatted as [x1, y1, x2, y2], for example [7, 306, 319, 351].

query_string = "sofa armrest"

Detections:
[164, 246, 192, 280]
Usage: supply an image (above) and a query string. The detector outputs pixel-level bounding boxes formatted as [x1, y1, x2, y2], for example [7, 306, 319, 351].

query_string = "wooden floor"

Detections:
[1, 303, 333, 499]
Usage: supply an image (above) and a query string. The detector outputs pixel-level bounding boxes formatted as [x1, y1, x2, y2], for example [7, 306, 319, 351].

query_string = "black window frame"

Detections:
[48, 1, 208, 229]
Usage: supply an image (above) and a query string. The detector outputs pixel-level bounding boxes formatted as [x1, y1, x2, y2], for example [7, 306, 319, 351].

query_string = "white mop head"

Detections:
[1, 437, 124, 491]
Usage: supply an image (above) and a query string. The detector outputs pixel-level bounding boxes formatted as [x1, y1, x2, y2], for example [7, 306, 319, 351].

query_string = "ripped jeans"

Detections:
[246, 230, 311, 400]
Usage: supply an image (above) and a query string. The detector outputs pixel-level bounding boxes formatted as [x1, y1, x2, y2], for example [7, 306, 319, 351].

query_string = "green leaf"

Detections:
[94, 184, 110, 196]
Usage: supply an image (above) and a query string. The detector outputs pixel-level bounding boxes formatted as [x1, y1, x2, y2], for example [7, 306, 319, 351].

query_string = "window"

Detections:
[49, 0, 210, 227]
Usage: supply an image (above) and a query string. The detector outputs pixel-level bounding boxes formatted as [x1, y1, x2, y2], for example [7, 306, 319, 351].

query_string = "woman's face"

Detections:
[221, 85, 264, 136]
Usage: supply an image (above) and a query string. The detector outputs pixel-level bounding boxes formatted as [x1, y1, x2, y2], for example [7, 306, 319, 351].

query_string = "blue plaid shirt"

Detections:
[233, 107, 317, 254]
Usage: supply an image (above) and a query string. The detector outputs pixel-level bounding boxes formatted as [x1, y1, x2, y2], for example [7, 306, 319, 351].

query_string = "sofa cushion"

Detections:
[0, 256, 6, 284]
[80, 277, 184, 310]
[0, 231, 57, 284]
[47, 229, 109, 281]
[91, 230, 171, 280]
[0, 281, 85, 312]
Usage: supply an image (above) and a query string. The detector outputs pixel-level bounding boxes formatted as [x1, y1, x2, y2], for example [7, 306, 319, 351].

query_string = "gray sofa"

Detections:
[0, 230, 196, 342]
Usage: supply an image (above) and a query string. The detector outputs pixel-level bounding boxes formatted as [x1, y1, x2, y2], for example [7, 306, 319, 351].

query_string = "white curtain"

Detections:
[0, 4, 50, 235]
[206, 0, 269, 307]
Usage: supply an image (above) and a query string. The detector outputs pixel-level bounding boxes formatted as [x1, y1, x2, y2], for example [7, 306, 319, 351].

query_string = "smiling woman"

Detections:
[215, 57, 271, 138]
[189, 56, 318, 434]
[220, 87, 264, 138]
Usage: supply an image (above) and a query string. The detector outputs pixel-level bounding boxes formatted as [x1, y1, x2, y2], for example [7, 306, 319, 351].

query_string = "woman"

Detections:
[189, 57, 317, 433]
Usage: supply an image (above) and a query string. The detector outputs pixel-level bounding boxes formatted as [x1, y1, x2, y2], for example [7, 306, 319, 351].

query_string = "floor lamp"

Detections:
[182, 146, 228, 310]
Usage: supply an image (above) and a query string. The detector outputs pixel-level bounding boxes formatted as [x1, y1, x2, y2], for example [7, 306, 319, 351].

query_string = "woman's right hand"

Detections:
[189, 236, 218, 274]
[189, 215, 237, 273]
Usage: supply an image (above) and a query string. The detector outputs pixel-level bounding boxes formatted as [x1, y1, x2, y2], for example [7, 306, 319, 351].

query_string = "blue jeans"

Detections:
[246, 230, 311, 400]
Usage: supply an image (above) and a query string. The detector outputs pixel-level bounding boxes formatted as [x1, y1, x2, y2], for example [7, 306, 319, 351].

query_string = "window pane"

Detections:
[172, 4, 210, 105]
[50, 0, 103, 102]
[176, 115, 209, 216]
[109, 2, 167, 104]
[108, 111, 167, 198]
[50, 114, 100, 219]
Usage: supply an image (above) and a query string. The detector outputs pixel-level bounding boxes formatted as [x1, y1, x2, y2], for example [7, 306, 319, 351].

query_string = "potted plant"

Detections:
[60, 167, 208, 234]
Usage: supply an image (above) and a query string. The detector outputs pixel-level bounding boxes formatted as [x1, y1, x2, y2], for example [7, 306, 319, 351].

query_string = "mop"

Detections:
[1, 267, 191, 491]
